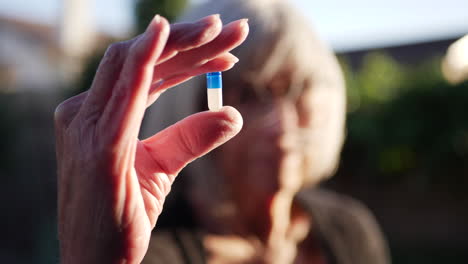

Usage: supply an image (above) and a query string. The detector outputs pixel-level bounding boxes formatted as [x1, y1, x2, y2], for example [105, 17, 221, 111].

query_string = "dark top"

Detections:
[142, 189, 390, 264]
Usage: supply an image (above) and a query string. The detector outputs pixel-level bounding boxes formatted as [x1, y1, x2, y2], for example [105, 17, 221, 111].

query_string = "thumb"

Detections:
[140, 106, 243, 175]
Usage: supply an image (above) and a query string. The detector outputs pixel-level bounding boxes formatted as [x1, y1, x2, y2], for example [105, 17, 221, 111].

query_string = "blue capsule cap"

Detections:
[206, 72, 222, 89]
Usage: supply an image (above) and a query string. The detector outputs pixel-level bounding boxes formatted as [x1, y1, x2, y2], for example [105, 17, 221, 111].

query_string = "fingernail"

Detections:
[198, 14, 221, 26]
[145, 15, 161, 34]
[239, 19, 249, 35]
[240, 18, 249, 27]
[149, 15, 161, 29]
[153, 14, 161, 24]
[143, 15, 169, 44]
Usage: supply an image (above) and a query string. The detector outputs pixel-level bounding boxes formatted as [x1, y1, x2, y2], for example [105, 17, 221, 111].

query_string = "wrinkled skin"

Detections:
[55, 15, 248, 264]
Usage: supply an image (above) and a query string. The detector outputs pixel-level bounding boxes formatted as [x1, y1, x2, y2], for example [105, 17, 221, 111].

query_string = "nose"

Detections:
[261, 101, 307, 191]
[259, 100, 301, 154]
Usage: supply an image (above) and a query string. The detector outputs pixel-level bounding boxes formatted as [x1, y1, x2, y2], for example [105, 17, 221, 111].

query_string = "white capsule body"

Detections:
[208, 88, 223, 111]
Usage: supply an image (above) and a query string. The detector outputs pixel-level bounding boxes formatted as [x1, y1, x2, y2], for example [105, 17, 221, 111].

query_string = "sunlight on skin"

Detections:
[55, 14, 248, 264]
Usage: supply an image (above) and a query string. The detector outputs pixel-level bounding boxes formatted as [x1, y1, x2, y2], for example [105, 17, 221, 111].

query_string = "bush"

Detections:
[338, 52, 468, 195]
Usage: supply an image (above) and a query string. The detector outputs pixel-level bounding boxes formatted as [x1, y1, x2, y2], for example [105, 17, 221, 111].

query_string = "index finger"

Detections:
[158, 14, 223, 63]
[97, 16, 170, 146]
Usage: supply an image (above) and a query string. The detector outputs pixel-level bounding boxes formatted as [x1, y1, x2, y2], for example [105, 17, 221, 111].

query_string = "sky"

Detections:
[0, 0, 467, 52]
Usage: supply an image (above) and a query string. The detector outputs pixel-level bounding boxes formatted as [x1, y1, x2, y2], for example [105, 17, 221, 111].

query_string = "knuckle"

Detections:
[176, 124, 197, 157]
[54, 101, 68, 126]
[103, 41, 129, 64]
[106, 42, 123, 56]
[158, 174, 172, 197]
[54, 92, 87, 128]
[54, 100, 73, 128]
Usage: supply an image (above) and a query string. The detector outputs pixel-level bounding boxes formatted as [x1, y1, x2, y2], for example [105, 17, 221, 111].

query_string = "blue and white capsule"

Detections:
[206, 72, 223, 111]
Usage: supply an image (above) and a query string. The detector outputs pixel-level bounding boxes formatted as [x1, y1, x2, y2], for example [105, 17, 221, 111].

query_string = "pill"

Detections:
[206, 72, 223, 111]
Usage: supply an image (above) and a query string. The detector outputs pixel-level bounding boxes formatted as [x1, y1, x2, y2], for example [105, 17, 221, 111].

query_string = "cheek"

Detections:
[300, 148, 324, 186]
[219, 131, 280, 188]
[218, 132, 248, 176]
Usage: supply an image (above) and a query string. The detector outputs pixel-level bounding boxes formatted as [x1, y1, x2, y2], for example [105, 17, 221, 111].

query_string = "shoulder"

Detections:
[296, 189, 391, 264]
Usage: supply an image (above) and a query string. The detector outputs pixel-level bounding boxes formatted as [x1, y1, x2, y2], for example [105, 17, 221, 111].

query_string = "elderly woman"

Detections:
[55, 0, 389, 263]
[140, 1, 389, 264]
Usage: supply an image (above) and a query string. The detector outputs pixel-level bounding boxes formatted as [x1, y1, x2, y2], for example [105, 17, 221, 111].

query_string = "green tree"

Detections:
[135, 0, 188, 33]
[337, 52, 468, 194]
[73, 0, 188, 95]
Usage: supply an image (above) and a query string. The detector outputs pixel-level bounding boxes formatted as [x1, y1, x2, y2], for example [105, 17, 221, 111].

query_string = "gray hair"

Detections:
[141, 0, 346, 204]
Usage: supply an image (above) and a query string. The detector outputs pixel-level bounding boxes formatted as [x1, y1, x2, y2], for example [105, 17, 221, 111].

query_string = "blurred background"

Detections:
[1, 0, 467, 263]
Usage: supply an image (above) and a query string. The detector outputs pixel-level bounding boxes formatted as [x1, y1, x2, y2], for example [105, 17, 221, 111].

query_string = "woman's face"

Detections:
[217, 86, 320, 208]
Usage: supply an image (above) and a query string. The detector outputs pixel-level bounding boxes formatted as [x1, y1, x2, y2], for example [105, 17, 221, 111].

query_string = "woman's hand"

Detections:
[55, 15, 248, 264]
